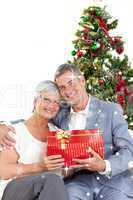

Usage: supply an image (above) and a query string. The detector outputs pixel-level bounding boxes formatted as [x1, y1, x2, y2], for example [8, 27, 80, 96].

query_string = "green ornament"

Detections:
[71, 50, 76, 56]
[95, 8, 102, 16]
[74, 44, 79, 49]
[91, 42, 100, 50]
[84, 51, 90, 58]
[82, 16, 89, 22]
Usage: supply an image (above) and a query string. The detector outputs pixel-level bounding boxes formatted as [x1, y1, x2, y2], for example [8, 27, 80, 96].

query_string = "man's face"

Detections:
[56, 71, 86, 106]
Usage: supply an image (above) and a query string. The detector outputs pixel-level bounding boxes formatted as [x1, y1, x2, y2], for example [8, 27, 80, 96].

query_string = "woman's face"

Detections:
[34, 91, 60, 120]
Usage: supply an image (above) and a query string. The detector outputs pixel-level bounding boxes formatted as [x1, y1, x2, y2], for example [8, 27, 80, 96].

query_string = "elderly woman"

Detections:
[0, 80, 68, 200]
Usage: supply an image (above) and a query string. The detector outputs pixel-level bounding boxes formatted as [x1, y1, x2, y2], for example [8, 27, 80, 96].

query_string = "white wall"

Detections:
[0, 0, 132, 120]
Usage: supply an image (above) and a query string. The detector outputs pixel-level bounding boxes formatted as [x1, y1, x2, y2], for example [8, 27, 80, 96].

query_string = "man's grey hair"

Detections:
[54, 63, 82, 81]
[35, 80, 60, 97]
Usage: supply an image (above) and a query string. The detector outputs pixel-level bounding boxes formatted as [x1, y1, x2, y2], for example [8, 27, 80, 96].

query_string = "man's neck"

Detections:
[72, 93, 89, 112]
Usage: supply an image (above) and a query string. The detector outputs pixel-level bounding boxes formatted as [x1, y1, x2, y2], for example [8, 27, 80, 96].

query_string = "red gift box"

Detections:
[47, 129, 104, 167]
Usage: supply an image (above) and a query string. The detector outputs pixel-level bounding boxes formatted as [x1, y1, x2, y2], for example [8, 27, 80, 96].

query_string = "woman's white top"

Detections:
[0, 122, 59, 199]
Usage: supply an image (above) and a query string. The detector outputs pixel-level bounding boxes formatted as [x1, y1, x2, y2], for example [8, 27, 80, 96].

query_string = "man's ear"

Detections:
[79, 75, 86, 86]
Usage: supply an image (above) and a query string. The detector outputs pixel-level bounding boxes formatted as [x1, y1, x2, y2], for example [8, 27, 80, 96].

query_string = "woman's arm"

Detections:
[0, 148, 64, 180]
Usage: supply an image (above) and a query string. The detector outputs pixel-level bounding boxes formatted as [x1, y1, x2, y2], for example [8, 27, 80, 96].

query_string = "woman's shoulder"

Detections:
[12, 121, 28, 139]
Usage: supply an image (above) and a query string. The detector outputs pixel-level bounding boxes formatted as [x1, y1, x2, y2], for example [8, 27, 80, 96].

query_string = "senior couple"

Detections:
[0, 63, 133, 200]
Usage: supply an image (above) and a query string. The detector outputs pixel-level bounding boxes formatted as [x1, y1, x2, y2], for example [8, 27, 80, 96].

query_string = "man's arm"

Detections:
[0, 124, 15, 149]
[0, 124, 10, 140]
[71, 103, 133, 178]
[107, 103, 133, 177]
[0, 120, 24, 148]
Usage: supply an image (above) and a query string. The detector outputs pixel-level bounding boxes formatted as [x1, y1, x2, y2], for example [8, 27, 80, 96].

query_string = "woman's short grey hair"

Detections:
[35, 80, 60, 97]
[33, 80, 60, 112]
[54, 63, 82, 81]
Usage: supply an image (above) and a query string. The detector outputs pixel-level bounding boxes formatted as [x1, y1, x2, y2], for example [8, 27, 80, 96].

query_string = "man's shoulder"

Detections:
[51, 103, 70, 127]
[91, 96, 122, 113]
[10, 119, 25, 125]
[58, 103, 71, 115]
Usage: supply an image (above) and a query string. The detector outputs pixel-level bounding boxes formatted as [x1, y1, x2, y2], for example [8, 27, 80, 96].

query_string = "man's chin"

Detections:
[67, 100, 78, 106]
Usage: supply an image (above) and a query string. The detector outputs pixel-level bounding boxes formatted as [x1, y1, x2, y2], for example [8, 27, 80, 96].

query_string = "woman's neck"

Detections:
[26, 114, 48, 128]
[25, 113, 49, 142]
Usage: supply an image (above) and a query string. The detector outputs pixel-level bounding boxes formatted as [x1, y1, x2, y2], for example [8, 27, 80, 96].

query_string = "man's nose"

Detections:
[63, 87, 73, 96]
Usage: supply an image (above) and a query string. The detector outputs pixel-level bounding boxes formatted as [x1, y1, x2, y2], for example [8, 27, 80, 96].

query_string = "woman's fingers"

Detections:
[48, 158, 64, 164]
[44, 155, 64, 163]
[44, 157, 64, 165]
[49, 163, 64, 169]
[47, 155, 62, 159]
[43, 155, 64, 171]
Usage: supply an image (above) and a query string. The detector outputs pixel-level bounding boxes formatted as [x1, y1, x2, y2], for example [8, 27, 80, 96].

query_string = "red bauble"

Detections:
[115, 79, 126, 93]
[117, 95, 126, 111]
[117, 95, 124, 103]
[98, 79, 104, 85]
[116, 46, 124, 54]
[115, 85, 120, 92]
[119, 79, 126, 86]
[77, 51, 83, 58]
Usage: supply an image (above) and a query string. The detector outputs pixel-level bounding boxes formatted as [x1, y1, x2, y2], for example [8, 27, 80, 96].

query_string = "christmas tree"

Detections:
[70, 6, 133, 130]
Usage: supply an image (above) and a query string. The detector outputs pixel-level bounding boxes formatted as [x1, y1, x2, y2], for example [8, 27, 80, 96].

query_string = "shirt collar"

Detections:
[70, 95, 91, 115]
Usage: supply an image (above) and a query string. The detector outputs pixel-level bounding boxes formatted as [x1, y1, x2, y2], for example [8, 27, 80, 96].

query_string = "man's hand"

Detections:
[0, 125, 16, 149]
[73, 147, 106, 172]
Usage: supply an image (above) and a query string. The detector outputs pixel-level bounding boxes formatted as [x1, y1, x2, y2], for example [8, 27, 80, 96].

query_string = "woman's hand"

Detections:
[39, 155, 64, 171]
[0, 125, 16, 149]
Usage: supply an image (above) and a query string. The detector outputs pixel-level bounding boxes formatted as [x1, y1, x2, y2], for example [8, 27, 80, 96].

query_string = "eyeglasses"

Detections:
[40, 97, 61, 105]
